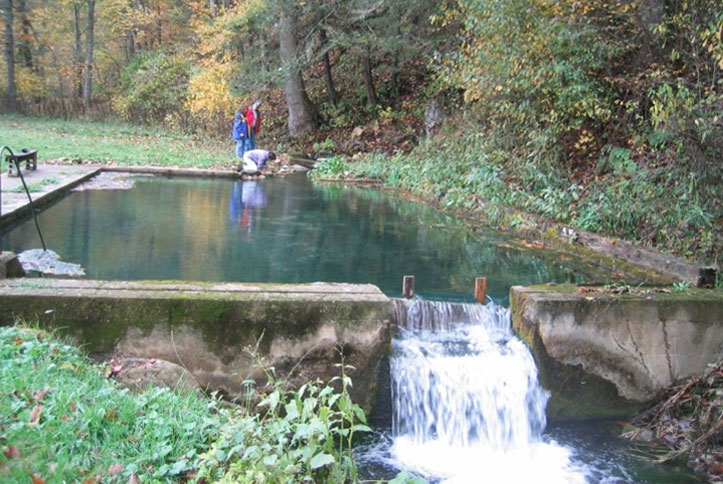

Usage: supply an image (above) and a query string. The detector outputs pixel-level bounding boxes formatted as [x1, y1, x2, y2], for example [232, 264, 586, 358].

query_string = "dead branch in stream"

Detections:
[624, 358, 723, 478]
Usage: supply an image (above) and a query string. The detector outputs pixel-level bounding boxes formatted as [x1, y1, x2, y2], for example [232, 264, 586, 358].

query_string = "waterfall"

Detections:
[386, 298, 587, 483]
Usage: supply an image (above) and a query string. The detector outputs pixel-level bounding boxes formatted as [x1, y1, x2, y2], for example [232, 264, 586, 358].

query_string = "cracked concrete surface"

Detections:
[511, 285, 723, 402]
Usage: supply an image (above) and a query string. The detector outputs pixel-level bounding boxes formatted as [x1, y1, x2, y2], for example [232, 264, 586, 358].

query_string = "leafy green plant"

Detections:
[312, 155, 349, 178]
[598, 146, 636, 175]
[113, 50, 191, 124]
[313, 138, 336, 153]
[196, 362, 371, 483]
[672, 281, 691, 293]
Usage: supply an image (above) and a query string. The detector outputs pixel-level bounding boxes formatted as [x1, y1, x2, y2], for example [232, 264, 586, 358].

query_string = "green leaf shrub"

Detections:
[113, 50, 191, 125]
[196, 366, 370, 483]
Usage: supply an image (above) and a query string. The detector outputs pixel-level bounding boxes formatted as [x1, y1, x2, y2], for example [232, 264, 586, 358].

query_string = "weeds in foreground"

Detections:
[0, 326, 405, 483]
[196, 344, 372, 483]
[0, 326, 224, 482]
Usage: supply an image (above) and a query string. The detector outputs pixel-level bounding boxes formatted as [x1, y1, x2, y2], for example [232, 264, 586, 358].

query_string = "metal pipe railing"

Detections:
[0, 146, 46, 252]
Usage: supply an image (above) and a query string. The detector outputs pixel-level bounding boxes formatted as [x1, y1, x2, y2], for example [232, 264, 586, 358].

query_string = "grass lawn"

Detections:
[0, 115, 235, 169]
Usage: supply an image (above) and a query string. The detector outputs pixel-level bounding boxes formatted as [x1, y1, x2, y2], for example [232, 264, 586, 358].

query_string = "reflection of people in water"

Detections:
[229, 181, 267, 233]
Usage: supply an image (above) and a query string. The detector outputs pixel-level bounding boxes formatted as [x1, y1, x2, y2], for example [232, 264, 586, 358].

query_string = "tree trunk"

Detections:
[155, 4, 161, 46]
[126, 30, 135, 61]
[391, 51, 400, 99]
[74, 3, 83, 98]
[209, 0, 216, 17]
[636, 0, 664, 63]
[133, 0, 142, 52]
[82, 0, 95, 110]
[16, 0, 31, 68]
[3, 0, 16, 112]
[320, 28, 338, 106]
[279, 6, 317, 136]
[362, 48, 378, 106]
[260, 33, 271, 78]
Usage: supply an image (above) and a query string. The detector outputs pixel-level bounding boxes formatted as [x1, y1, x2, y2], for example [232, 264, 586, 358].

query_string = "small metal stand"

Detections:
[7, 149, 37, 177]
[1, 146, 45, 253]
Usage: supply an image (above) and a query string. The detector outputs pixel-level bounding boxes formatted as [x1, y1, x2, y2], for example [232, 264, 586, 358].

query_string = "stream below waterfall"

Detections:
[356, 299, 700, 483]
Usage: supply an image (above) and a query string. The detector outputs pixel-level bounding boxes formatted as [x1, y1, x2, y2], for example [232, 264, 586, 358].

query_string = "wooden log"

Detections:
[475, 277, 487, 304]
[287, 156, 317, 169]
[402, 275, 415, 299]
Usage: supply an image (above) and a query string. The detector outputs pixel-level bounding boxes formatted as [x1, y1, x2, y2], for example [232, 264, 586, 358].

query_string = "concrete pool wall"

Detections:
[0, 278, 391, 413]
[511, 284, 723, 419]
[2, 165, 721, 419]
[1, 277, 722, 420]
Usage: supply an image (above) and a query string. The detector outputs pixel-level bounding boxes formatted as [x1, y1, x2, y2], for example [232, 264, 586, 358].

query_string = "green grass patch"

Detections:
[10, 178, 59, 193]
[0, 115, 235, 169]
[0, 326, 223, 482]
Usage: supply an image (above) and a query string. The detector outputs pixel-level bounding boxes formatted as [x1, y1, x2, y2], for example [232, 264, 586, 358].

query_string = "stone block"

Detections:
[0, 252, 26, 279]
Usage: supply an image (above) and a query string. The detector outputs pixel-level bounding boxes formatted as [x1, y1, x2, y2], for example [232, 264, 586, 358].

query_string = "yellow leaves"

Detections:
[16, 68, 47, 100]
[186, 60, 236, 124]
[573, 129, 595, 151]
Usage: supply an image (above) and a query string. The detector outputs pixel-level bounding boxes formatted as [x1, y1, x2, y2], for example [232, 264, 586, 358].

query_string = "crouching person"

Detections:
[240, 149, 276, 174]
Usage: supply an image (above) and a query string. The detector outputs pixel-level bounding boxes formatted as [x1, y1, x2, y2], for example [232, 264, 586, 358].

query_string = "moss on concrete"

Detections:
[510, 289, 639, 420]
[0, 279, 391, 413]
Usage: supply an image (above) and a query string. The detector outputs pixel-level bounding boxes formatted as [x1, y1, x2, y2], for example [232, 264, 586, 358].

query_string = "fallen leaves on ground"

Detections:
[28, 405, 43, 427]
[3, 445, 21, 459]
[624, 359, 723, 478]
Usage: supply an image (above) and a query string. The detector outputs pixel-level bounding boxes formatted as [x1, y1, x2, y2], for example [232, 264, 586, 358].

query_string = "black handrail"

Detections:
[0, 146, 46, 252]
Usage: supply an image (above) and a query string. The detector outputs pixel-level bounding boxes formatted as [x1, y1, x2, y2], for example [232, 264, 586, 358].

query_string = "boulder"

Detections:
[109, 357, 201, 394]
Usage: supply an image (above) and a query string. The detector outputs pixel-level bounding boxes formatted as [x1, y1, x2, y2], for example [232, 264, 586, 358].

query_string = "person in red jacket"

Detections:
[245, 100, 262, 150]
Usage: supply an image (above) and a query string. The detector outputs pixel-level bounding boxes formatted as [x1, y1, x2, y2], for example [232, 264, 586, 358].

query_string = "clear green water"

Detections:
[3, 174, 636, 301]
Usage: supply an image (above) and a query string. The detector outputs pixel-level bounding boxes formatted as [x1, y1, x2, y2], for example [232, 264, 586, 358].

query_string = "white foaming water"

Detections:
[388, 299, 589, 483]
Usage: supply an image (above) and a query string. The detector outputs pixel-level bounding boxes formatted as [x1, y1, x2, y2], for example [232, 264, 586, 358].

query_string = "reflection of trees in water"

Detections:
[314, 183, 635, 298]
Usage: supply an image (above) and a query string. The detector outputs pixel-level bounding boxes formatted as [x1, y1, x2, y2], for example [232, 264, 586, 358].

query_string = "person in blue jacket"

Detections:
[232, 105, 250, 159]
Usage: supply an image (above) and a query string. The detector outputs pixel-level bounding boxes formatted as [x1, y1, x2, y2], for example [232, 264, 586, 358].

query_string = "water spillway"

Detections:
[385, 299, 586, 483]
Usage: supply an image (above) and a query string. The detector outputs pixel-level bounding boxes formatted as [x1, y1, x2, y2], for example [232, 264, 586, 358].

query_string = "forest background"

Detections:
[1, 0, 721, 281]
